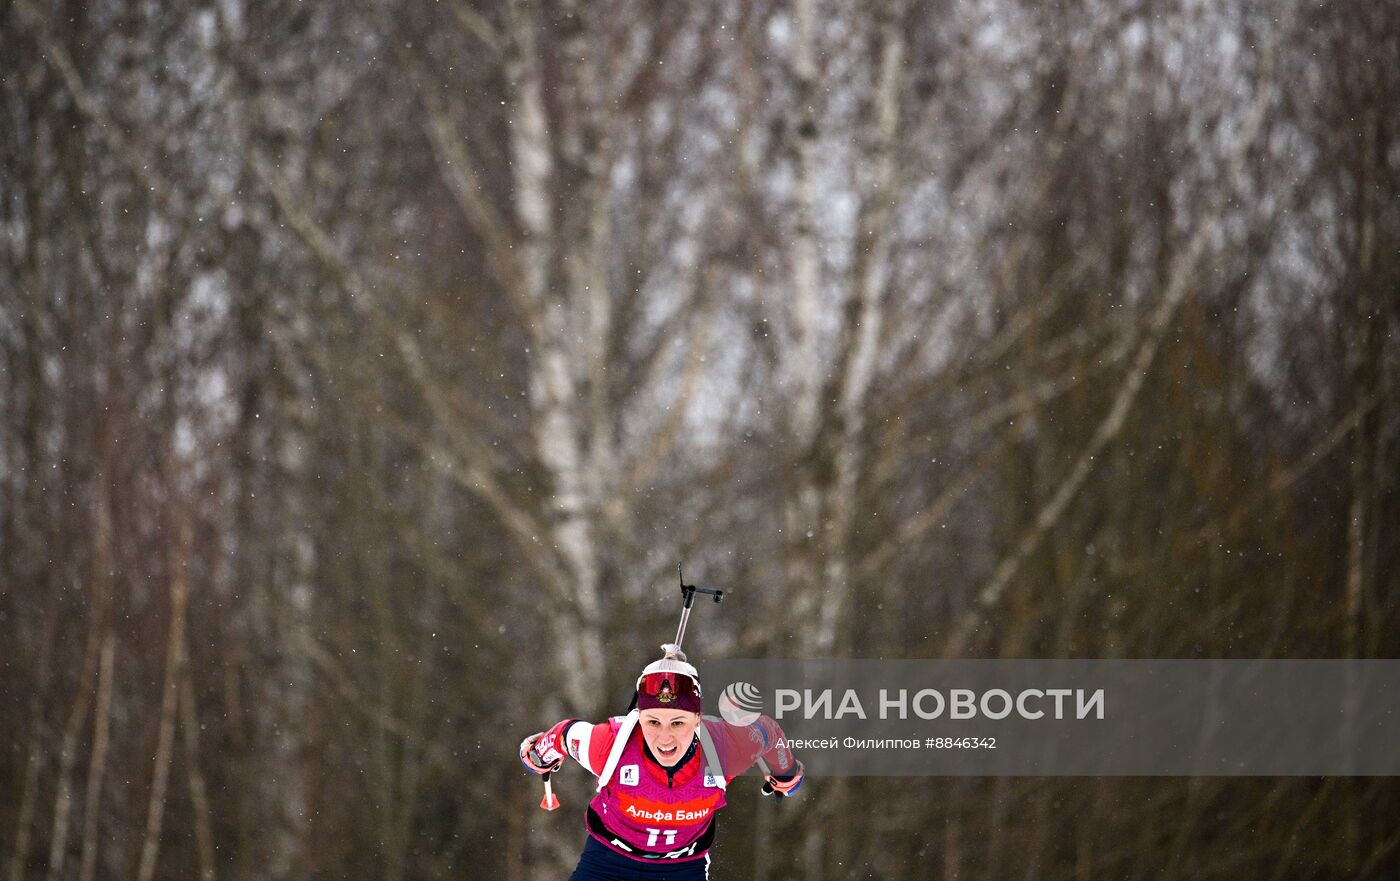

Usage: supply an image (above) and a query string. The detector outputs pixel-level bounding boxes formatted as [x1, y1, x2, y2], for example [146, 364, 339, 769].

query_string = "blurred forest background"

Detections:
[2, 0, 1398, 879]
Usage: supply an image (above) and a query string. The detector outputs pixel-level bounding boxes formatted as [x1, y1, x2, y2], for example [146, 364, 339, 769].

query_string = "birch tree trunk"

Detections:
[506, 0, 607, 714]
[783, 0, 827, 654]
[819, 0, 906, 653]
[777, 6, 910, 876]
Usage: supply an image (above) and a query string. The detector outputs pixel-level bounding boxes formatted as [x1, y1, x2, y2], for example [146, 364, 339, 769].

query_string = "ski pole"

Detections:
[540, 771, 560, 811]
[674, 564, 723, 652]
[529, 741, 561, 811]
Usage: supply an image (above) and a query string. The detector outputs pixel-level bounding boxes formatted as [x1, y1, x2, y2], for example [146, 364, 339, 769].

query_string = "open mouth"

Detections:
[658, 744, 679, 759]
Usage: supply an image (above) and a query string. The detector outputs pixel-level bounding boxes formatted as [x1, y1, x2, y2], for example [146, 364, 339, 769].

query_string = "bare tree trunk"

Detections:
[788, 0, 822, 447]
[179, 661, 217, 881]
[1343, 443, 1366, 651]
[557, 0, 620, 540]
[507, 0, 606, 713]
[136, 521, 192, 881]
[781, 0, 829, 675]
[985, 777, 1010, 881]
[7, 608, 57, 881]
[1344, 103, 1381, 664]
[1340, 100, 1383, 875]
[1021, 783, 1051, 881]
[944, 785, 963, 881]
[37, 609, 91, 878]
[44, 478, 113, 881]
[77, 634, 115, 881]
[6, 236, 56, 881]
[8, 715, 44, 881]
[820, 0, 906, 653]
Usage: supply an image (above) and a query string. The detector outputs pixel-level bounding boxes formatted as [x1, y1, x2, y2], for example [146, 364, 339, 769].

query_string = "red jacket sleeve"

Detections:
[750, 714, 798, 776]
[538, 718, 623, 777]
[707, 714, 798, 780]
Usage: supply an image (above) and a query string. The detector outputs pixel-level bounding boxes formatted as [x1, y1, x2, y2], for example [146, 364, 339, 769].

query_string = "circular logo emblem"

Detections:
[718, 681, 763, 726]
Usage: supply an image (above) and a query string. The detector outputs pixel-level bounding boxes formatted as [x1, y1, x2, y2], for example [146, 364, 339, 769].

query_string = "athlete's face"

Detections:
[639, 709, 700, 767]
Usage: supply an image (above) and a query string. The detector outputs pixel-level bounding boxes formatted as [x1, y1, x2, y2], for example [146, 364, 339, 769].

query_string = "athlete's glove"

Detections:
[519, 732, 564, 775]
[761, 760, 804, 798]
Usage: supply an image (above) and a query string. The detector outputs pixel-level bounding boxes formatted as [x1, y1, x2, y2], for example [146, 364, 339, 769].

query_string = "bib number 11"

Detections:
[645, 828, 678, 848]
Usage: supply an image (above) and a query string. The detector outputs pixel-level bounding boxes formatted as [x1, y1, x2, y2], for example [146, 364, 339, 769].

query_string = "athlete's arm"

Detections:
[707, 714, 802, 781]
[750, 715, 799, 775]
[751, 715, 804, 794]
[521, 718, 622, 777]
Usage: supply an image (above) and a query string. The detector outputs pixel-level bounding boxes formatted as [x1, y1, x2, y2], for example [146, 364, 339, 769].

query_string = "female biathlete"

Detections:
[520, 647, 805, 880]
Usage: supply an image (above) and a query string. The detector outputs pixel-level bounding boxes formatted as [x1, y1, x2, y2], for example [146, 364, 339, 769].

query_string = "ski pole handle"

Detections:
[529, 742, 562, 809]
[524, 738, 561, 774]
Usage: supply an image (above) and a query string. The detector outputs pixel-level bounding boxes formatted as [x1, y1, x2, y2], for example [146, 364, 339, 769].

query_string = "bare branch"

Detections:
[621, 280, 718, 500]
[448, 0, 503, 53]
[11, 0, 166, 201]
[245, 147, 566, 586]
[943, 9, 1296, 656]
[295, 633, 423, 745]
